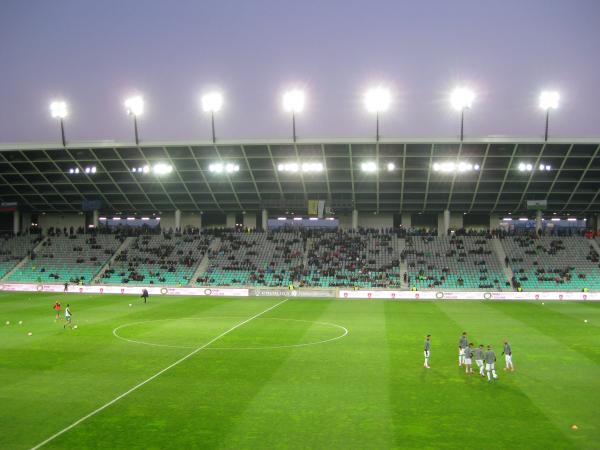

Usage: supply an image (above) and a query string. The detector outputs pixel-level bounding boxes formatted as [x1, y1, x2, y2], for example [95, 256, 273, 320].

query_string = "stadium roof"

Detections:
[1, 138, 599, 216]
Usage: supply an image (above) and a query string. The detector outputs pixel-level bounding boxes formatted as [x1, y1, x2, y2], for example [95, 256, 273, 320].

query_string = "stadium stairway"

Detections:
[491, 238, 515, 283]
[0, 236, 48, 282]
[590, 238, 600, 256]
[397, 238, 407, 279]
[190, 237, 221, 283]
[91, 237, 135, 284]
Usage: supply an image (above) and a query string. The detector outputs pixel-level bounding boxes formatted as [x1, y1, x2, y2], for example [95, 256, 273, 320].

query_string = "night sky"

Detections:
[1, 0, 599, 144]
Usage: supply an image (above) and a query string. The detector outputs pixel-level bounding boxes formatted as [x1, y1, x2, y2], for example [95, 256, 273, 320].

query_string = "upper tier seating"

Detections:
[8, 234, 122, 283]
[405, 235, 508, 289]
[302, 230, 401, 288]
[0, 234, 41, 278]
[195, 231, 304, 286]
[502, 236, 600, 290]
[100, 233, 209, 286]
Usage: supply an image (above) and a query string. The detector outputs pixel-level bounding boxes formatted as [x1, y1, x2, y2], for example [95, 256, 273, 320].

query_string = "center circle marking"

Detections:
[112, 317, 348, 350]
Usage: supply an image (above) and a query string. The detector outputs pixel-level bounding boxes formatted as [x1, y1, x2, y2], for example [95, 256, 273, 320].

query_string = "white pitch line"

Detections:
[30, 299, 288, 450]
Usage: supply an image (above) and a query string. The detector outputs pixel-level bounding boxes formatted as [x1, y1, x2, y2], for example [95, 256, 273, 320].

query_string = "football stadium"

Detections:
[2, 1, 600, 449]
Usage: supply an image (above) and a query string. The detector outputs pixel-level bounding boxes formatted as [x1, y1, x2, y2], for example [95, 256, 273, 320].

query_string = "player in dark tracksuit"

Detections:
[141, 288, 149, 304]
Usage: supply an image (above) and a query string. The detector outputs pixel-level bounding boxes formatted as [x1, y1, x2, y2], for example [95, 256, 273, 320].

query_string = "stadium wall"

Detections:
[38, 213, 85, 233]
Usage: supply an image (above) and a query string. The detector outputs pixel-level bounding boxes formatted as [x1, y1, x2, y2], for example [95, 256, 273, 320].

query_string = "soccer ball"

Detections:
[129, 304, 132, 307]
[18, 321, 23, 325]
[5, 321, 9, 325]
[28, 332, 32, 336]
[541, 302, 545, 305]
[584, 319, 588, 323]
[73, 325, 78, 329]
[571, 425, 578, 430]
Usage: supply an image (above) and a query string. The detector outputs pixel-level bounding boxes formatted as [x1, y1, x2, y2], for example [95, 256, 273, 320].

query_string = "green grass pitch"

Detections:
[1, 292, 599, 449]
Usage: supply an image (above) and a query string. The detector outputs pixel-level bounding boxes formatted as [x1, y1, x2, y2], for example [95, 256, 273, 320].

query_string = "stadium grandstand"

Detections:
[1, 138, 600, 292]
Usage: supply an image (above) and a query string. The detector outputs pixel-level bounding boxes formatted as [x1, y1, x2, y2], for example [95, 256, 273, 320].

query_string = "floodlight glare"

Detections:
[202, 92, 223, 113]
[361, 161, 377, 173]
[539, 91, 560, 110]
[387, 162, 395, 171]
[518, 163, 526, 172]
[152, 163, 172, 175]
[450, 87, 475, 111]
[364, 87, 391, 113]
[526, 163, 533, 171]
[50, 101, 68, 119]
[125, 96, 144, 116]
[283, 89, 305, 113]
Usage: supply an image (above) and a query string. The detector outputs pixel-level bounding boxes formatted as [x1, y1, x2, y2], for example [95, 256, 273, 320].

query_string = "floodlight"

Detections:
[50, 101, 68, 146]
[125, 96, 144, 145]
[567, 217, 577, 222]
[518, 163, 526, 172]
[202, 92, 223, 113]
[361, 161, 377, 173]
[124, 96, 144, 116]
[152, 163, 172, 175]
[540, 91, 559, 141]
[364, 87, 391, 113]
[474, 164, 480, 170]
[526, 163, 533, 171]
[283, 90, 305, 113]
[142, 165, 150, 173]
[450, 87, 475, 111]
[519, 217, 529, 221]
[387, 162, 395, 171]
[301, 162, 323, 173]
[539, 91, 559, 110]
[50, 101, 68, 119]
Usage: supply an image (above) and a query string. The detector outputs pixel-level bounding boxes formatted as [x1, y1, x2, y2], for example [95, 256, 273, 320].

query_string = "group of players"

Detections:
[423, 332, 514, 383]
[53, 301, 73, 328]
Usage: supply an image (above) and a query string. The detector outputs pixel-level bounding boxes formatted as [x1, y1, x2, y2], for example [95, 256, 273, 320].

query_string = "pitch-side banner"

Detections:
[338, 290, 600, 301]
[0, 283, 248, 297]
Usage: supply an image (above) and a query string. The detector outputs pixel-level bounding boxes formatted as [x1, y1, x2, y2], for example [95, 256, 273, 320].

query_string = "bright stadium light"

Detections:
[201, 92, 223, 143]
[124, 96, 144, 145]
[283, 89, 305, 142]
[387, 162, 395, 171]
[361, 161, 377, 173]
[152, 163, 172, 175]
[364, 87, 391, 142]
[50, 101, 68, 146]
[450, 87, 475, 141]
[539, 91, 560, 141]
[209, 163, 239, 174]
[432, 161, 479, 173]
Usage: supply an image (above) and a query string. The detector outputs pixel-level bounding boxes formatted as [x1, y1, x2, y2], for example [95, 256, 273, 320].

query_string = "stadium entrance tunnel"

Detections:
[113, 317, 348, 350]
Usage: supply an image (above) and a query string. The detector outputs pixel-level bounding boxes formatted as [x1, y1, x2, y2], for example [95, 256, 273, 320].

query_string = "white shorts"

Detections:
[476, 360, 484, 368]
[459, 348, 465, 356]
[485, 363, 495, 371]
[505, 354, 512, 364]
[464, 358, 472, 365]
[424, 351, 430, 358]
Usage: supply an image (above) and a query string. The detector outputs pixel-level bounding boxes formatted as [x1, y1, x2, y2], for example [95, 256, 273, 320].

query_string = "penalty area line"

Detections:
[30, 298, 288, 450]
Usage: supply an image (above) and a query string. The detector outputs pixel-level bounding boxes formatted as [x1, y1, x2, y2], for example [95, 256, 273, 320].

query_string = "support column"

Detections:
[437, 213, 445, 237]
[443, 209, 450, 234]
[21, 212, 31, 234]
[536, 209, 543, 235]
[401, 213, 411, 228]
[175, 209, 181, 231]
[489, 214, 500, 231]
[198, 212, 203, 231]
[226, 213, 236, 228]
[92, 209, 99, 228]
[262, 209, 268, 231]
[13, 210, 20, 235]
[352, 209, 359, 230]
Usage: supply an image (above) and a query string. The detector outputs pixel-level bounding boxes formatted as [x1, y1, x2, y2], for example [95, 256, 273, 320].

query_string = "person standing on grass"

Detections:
[464, 343, 474, 374]
[502, 340, 514, 372]
[53, 301, 61, 321]
[423, 335, 431, 369]
[63, 304, 72, 329]
[484, 345, 498, 383]
[141, 288, 149, 304]
[474, 344, 485, 377]
[63, 282, 68, 293]
[458, 331, 468, 366]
